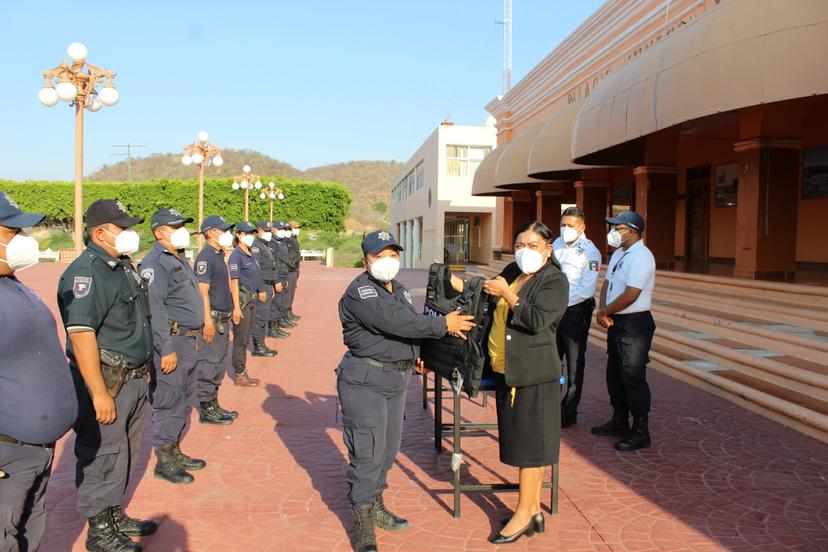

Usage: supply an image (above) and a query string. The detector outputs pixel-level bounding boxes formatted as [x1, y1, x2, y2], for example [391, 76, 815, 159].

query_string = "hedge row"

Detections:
[0, 177, 352, 233]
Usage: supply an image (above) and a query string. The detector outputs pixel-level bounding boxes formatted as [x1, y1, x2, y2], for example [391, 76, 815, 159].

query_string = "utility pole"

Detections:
[110, 143, 147, 181]
[497, 0, 513, 94]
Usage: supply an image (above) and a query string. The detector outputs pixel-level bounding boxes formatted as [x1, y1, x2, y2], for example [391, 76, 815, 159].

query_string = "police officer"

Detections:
[337, 230, 475, 552]
[592, 211, 656, 451]
[268, 221, 295, 335]
[194, 216, 238, 425]
[138, 208, 206, 485]
[283, 220, 302, 322]
[228, 221, 262, 386]
[552, 206, 602, 428]
[57, 199, 156, 552]
[250, 221, 283, 353]
[0, 193, 77, 552]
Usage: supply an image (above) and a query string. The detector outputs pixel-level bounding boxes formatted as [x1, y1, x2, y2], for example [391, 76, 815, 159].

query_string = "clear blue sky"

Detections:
[1, 0, 603, 180]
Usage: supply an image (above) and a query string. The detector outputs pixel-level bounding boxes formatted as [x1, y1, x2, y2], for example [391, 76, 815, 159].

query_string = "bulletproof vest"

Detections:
[420, 264, 490, 397]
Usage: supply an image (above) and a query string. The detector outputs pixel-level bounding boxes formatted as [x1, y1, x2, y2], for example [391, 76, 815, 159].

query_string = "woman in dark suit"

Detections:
[482, 220, 569, 544]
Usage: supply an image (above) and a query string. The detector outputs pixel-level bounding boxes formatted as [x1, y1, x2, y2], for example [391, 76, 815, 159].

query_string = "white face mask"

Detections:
[261, 232, 272, 242]
[515, 248, 546, 275]
[275, 230, 285, 239]
[240, 234, 255, 247]
[0, 233, 40, 272]
[105, 228, 140, 255]
[560, 225, 580, 244]
[292, 229, 300, 237]
[369, 256, 400, 282]
[607, 229, 624, 248]
[218, 231, 234, 248]
[169, 227, 191, 249]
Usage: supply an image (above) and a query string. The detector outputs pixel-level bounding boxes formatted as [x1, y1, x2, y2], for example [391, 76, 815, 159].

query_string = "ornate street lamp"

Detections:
[257, 182, 286, 224]
[39, 42, 119, 254]
[231, 165, 261, 221]
[181, 131, 223, 248]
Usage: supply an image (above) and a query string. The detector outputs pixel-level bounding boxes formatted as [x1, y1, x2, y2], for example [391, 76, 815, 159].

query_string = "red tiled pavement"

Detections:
[15, 263, 828, 552]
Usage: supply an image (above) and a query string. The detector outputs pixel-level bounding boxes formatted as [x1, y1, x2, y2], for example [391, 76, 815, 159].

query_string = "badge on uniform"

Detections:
[229, 263, 238, 271]
[141, 268, 155, 285]
[358, 285, 378, 299]
[73, 276, 92, 298]
[589, 261, 599, 271]
[252, 247, 259, 254]
[196, 261, 207, 275]
[403, 290, 413, 304]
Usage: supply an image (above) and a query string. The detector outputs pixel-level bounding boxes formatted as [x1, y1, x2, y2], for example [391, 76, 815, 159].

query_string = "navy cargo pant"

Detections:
[232, 299, 256, 375]
[557, 298, 595, 421]
[336, 354, 412, 508]
[74, 375, 148, 518]
[269, 279, 288, 325]
[253, 286, 274, 340]
[606, 311, 656, 419]
[285, 270, 299, 311]
[0, 442, 54, 552]
[149, 334, 199, 448]
[197, 320, 229, 404]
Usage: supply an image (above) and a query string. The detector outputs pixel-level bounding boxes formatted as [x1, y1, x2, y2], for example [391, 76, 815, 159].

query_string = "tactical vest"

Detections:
[420, 264, 490, 397]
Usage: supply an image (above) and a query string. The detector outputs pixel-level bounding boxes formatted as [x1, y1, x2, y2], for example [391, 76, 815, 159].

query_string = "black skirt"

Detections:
[494, 373, 560, 468]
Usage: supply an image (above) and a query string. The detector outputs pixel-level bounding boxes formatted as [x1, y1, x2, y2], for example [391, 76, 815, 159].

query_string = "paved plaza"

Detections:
[18, 263, 828, 552]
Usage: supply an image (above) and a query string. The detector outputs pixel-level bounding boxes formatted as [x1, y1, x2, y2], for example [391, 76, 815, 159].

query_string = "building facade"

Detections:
[473, 0, 828, 282]
[391, 122, 498, 269]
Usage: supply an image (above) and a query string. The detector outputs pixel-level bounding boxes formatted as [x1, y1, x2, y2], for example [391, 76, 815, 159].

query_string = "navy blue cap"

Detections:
[0, 192, 44, 228]
[150, 208, 194, 230]
[201, 215, 233, 233]
[361, 230, 403, 256]
[87, 199, 144, 228]
[235, 221, 256, 233]
[605, 210, 645, 233]
[256, 220, 272, 230]
[273, 220, 290, 230]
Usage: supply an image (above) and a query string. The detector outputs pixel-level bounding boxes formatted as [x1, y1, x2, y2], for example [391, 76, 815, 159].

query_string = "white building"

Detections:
[391, 121, 499, 269]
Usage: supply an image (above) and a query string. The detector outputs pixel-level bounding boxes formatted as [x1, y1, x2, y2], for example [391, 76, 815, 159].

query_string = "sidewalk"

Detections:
[18, 263, 828, 552]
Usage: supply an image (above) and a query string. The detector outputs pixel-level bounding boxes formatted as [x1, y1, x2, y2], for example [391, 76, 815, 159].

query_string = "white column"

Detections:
[405, 220, 413, 268]
[401, 220, 409, 268]
[413, 217, 421, 268]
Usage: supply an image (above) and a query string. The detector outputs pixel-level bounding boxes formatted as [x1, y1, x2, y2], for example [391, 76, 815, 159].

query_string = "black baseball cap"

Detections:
[86, 199, 144, 228]
[236, 221, 256, 233]
[201, 215, 233, 233]
[605, 211, 645, 233]
[256, 220, 272, 231]
[0, 192, 44, 228]
[361, 230, 403, 256]
[150, 208, 194, 230]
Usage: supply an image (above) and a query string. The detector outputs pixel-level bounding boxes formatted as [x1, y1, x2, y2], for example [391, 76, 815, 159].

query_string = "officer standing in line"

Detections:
[268, 221, 295, 335]
[57, 199, 156, 552]
[592, 211, 656, 451]
[552, 206, 602, 428]
[337, 230, 475, 552]
[284, 220, 302, 322]
[250, 221, 282, 354]
[0, 193, 78, 552]
[137, 208, 206, 486]
[194, 216, 238, 425]
[228, 221, 262, 386]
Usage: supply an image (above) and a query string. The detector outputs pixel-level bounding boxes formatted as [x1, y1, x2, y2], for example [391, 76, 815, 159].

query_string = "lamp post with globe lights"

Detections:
[231, 165, 261, 221]
[181, 131, 223, 247]
[257, 182, 286, 224]
[38, 42, 119, 254]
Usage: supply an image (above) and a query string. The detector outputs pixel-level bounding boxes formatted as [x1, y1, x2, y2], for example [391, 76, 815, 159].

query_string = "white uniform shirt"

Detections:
[604, 239, 656, 314]
[553, 234, 602, 307]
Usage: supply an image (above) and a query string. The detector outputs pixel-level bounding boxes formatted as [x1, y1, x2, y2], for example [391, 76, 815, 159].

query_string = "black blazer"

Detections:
[483, 258, 569, 388]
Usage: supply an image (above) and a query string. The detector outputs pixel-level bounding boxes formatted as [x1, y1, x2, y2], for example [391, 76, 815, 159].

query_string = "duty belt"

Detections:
[210, 310, 232, 321]
[170, 320, 200, 337]
[262, 279, 277, 285]
[0, 433, 54, 449]
[125, 364, 149, 379]
[364, 358, 415, 372]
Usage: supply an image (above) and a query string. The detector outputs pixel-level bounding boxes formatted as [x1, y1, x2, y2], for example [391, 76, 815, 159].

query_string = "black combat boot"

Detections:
[85, 508, 142, 552]
[352, 505, 378, 552]
[154, 443, 194, 484]
[372, 493, 409, 532]
[172, 442, 206, 470]
[199, 400, 234, 425]
[287, 309, 301, 321]
[252, 338, 278, 356]
[214, 401, 239, 420]
[267, 324, 291, 338]
[614, 415, 652, 451]
[278, 317, 296, 329]
[590, 410, 630, 437]
[111, 506, 157, 537]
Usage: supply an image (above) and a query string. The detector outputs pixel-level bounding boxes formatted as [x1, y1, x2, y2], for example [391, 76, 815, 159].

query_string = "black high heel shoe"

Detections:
[500, 512, 545, 533]
[489, 519, 535, 544]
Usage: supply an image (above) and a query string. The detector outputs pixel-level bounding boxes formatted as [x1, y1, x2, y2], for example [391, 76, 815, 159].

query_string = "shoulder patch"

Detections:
[357, 285, 378, 300]
[140, 268, 155, 285]
[588, 261, 599, 272]
[229, 263, 238, 271]
[403, 290, 413, 304]
[252, 247, 259, 254]
[73, 276, 92, 298]
[196, 261, 207, 275]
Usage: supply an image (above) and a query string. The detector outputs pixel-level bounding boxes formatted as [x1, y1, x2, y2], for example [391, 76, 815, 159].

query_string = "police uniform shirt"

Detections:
[553, 235, 602, 307]
[194, 245, 233, 313]
[57, 242, 153, 369]
[0, 276, 78, 444]
[269, 237, 290, 279]
[604, 239, 656, 314]
[339, 271, 447, 362]
[286, 236, 301, 270]
[251, 238, 276, 283]
[229, 246, 261, 292]
[138, 243, 204, 356]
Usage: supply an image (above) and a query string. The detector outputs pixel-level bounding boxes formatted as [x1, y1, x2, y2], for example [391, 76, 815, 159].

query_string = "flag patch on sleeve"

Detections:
[589, 261, 599, 271]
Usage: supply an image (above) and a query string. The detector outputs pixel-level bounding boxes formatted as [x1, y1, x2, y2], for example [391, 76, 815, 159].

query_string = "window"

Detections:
[446, 145, 491, 176]
[392, 161, 425, 203]
[804, 146, 828, 199]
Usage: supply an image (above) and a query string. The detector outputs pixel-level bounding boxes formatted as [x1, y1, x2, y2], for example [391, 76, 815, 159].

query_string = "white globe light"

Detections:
[243, 165, 251, 174]
[278, 192, 285, 200]
[181, 155, 193, 166]
[198, 130, 209, 143]
[98, 86, 119, 106]
[259, 193, 266, 200]
[232, 181, 240, 190]
[212, 155, 224, 167]
[86, 93, 103, 112]
[241, 181, 248, 190]
[254, 180, 262, 189]
[38, 86, 59, 107]
[269, 192, 276, 199]
[191, 153, 204, 165]
[67, 42, 88, 62]
[268, 181, 275, 189]
[56, 81, 78, 102]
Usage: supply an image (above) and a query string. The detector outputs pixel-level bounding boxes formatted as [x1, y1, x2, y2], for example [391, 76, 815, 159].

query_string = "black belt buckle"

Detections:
[126, 364, 148, 380]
